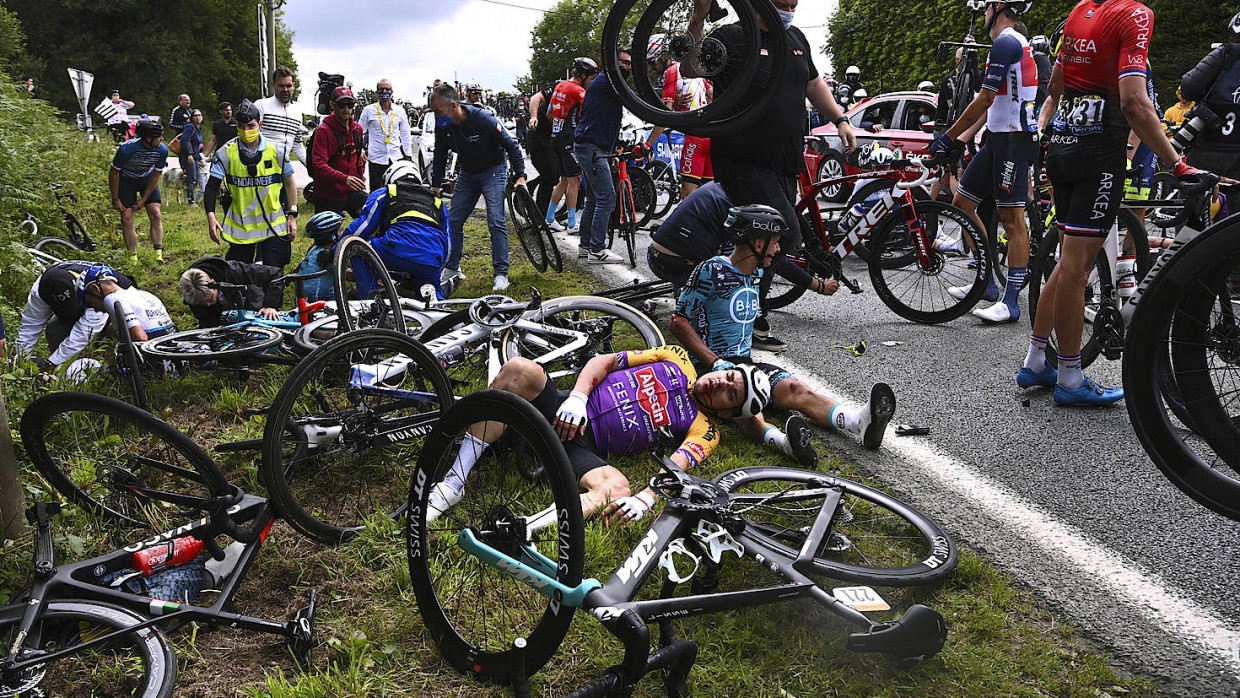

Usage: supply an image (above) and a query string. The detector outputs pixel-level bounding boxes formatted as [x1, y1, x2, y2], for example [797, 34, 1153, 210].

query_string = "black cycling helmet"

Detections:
[724, 204, 788, 244]
[234, 98, 261, 124]
[572, 57, 600, 77]
[135, 119, 162, 139]
[1030, 34, 1050, 54]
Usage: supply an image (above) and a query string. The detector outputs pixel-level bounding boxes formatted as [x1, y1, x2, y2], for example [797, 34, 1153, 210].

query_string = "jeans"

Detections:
[179, 153, 201, 203]
[574, 142, 615, 252]
[446, 162, 510, 276]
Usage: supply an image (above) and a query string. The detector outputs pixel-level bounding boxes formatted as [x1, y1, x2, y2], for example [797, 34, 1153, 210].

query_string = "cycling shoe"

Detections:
[785, 412, 819, 469]
[972, 302, 1019, 324]
[1016, 364, 1058, 389]
[862, 383, 896, 450]
[1053, 378, 1124, 406]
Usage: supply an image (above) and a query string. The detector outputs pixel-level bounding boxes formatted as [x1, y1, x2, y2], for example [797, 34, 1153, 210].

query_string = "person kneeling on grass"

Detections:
[177, 257, 285, 328]
[669, 204, 897, 458]
[427, 344, 773, 526]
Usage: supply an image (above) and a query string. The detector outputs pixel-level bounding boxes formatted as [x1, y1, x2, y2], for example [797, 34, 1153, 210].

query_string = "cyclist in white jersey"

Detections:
[77, 265, 176, 343]
[930, 0, 1039, 324]
[256, 67, 307, 166]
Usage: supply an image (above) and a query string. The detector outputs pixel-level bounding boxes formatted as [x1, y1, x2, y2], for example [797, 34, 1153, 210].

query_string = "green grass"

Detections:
[0, 133, 1157, 696]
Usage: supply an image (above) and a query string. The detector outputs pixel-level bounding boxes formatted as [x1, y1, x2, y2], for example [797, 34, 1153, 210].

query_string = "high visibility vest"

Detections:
[382, 181, 442, 230]
[222, 140, 288, 244]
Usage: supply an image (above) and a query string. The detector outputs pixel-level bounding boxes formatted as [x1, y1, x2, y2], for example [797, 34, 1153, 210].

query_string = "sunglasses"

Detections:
[336, 101, 356, 109]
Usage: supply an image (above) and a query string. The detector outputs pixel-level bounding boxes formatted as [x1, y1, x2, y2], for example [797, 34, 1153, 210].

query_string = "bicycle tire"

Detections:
[140, 325, 283, 360]
[1124, 221, 1240, 521]
[0, 600, 176, 698]
[1028, 208, 1149, 367]
[291, 314, 343, 354]
[115, 330, 149, 412]
[713, 466, 957, 586]
[628, 164, 657, 229]
[333, 236, 408, 336]
[508, 185, 549, 273]
[619, 184, 638, 266]
[262, 328, 453, 545]
[542, 214, 564, 272]
[868, 199, 988, 324]
[63, 211, 97, 251]
[408, 390, 583, 682]
[33, 236, 83, 262]
[765, 213, 828, 310]
[20, 392, 232, 533]
[499, 295, 665, 387]
[645, 159, 679, 219]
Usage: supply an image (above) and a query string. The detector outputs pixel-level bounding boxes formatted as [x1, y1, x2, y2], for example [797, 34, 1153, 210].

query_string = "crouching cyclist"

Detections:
[670, 205, 897, 454]
[343, 160, 453, 299]
[293, 211, 346, 302]
[427, 344, 771, 526]
[73, 263, 179, 380]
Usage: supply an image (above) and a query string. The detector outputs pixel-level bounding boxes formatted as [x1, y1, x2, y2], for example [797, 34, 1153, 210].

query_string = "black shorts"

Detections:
[716, 169, 800, 248]
[528, 374, 607, 481]
[225, 235, 292, 270]
[1046, 139, 1126, 238]
[646, 247, 698, 290]
[958, 131, 1038, 208]
[118, 175, 162, 208]
[555, 140, 582, 178]
[527, 138, 561, 183]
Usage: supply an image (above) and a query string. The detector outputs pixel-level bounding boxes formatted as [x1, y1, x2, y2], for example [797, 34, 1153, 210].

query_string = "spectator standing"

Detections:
[204, 99, 298, 270]
[20, 75, 36, 98]
[204, 101, 237, 159]
[311, 86, 367, 217]
[256, 66, 307, 166]
[429, 84, 527, 292]
[1181, 31, 1240, 189]
[359, 79, 413, 191]
[168, 94, 192, 136]
[181, 109, 206, 205]
[572, 48, 632, 265]
[1029, 34, 1053, 109]
[1162, 87, 1195, 134]
[547, 58, 600, 232]
[514, 97, 529, 142]
[96, 89, 134, 125]
[109, 119, 168, 263]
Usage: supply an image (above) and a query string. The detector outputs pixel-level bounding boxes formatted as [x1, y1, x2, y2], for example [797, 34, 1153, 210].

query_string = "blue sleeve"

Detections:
[111, 140, 135, 169]
[348, 189, 388, 239]
[981, 33, 1023, 92]
[497, 120, 525, 177]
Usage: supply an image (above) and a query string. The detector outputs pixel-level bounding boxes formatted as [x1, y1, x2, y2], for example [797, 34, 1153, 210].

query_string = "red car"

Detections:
[807, 91, 938, 202]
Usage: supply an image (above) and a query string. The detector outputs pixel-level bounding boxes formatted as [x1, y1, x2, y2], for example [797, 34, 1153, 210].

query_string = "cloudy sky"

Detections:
[281, 0, 841, 114]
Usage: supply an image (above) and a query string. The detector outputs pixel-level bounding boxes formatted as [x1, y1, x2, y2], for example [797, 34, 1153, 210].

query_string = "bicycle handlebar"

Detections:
[893, 158, 932, 189]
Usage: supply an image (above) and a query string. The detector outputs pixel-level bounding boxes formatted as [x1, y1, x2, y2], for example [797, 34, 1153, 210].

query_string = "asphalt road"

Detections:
[538, 205, 1240, 697]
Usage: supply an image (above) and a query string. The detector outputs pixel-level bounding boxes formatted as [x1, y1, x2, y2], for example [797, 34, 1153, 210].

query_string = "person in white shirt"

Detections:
[359, 78, 413, 191]
[255, 66, 307, 166]
[96, 89, 134, 125]
[79, 270, 177, 342]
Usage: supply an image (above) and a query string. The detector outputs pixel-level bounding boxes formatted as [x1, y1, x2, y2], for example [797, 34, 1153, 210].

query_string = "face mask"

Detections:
[777, 9, 794, 29]
[238, 126, 260, 145]
[620, 67, 632, 80]
[435, 114, 453, 129]
[377, 90, 393, 101]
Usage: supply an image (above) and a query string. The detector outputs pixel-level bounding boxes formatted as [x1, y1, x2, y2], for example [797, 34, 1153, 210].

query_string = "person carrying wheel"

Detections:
[427, 344, 772, 526]
[931, 0, 1040, 324]
[109, 118, 168, 265]
[15, 261, 136, 373]
[682, 0, 855, 352]
[1019, 0, 1212, 406]
[340, 160, 453, 299]
[177, 257, 285, 328]
[669, 204, 896, 455]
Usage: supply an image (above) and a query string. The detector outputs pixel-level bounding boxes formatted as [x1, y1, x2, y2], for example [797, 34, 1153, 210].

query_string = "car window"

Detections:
[901, 101, 936, 131]
[857, 101, 897, 130]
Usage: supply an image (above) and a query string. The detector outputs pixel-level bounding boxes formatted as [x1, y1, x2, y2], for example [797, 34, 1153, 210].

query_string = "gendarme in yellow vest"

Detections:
[222, 139, 288, 244]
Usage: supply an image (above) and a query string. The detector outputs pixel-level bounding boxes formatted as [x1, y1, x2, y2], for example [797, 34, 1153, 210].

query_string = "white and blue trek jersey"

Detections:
[981, 27, 1039, 134]
[674, 256, 762, 370]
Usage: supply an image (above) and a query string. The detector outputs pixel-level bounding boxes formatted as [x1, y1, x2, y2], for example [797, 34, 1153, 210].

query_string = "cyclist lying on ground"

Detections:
[669, 205, 897, 454]
[427, 344, 773, 526]
[15, 260, 136, 372]
[177, 257, 286, 328]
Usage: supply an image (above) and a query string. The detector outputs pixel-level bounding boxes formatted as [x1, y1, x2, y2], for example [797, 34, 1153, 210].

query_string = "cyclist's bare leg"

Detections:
[949, 192, 985, 253]
[145, 202, 164, 248]
[578, 466, 631, 520]
[770, 377, 894, 450]
[997, 206, 1029, 268]
[120, 206, 138, 253]
[772, 378, 835, 425]
[1050, 234, 1106, 356]
[565, 176, 580, 213]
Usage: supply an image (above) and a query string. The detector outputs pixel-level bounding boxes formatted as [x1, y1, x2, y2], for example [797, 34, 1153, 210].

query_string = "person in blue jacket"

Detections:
[343, 160, 453, 299]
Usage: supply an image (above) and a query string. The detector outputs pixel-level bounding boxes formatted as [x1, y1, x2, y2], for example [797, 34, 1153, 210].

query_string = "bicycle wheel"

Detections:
[0, 600, 176, 698]
[262, 328, 453, 545]
[408, 390, 583, 682]
[33, 236, 83, 262]
[115, 331, 149, 412]
[714, 466, 957, 586]
[508, 185, 549, 273]
[499, 295, 665, 387]
[766, 213, 830, 310]
[140, 325, 283, 360]
[628, 164, 657, 229]
[333, 236, 408, 336]
[868, 200, 988, 324]
[645, 159, 679, 219]
[846, 179, 931, 264]
[20, 392, 232, 533]
[542, 214, 564, 273]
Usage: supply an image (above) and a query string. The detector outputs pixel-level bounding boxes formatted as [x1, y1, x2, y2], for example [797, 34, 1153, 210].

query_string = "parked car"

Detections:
[807, 90, 938, 202]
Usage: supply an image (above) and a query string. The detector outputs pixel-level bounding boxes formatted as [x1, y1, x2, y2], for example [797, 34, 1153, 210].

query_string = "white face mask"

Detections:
[777, 9, 795, 29]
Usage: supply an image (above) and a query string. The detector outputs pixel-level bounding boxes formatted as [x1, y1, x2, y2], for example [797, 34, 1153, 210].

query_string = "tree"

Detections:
[520, 0, 613, 94]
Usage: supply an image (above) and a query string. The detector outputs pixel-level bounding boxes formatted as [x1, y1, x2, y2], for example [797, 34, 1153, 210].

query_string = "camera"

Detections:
[316, 72, 345, 115]
[1170, 103, 1220, 154]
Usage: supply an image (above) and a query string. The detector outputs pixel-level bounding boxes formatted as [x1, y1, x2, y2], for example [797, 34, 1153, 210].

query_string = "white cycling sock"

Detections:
[443, 433, 488, 494]
[1024, 333, 1048, 372]
[762, 426, 792, 456]
[828, 403, 864, 436]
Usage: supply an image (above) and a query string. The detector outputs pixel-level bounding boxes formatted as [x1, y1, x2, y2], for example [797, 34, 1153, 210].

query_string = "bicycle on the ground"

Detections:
[19, 184, 98, 260]
[408, 391, 957, 695]
[7, 392, 319, 697]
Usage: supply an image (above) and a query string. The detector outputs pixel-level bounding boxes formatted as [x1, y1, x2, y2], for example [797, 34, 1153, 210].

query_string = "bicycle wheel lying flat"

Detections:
[0, 600, 176, 698]
[715, 466, 957, 586]
[408, 390, 583, 683]
[333, 235, 409, 335]
[868, 200, 988, 324]
[20, 392, 232, 534]
[140, 325, 283, 360]
[499, 296, 665, 388]
[507, 185, 549, 272]
[262, 328, 452, 545]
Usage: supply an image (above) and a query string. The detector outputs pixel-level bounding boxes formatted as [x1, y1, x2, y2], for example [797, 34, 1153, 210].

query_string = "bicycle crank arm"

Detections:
[837, 271, 864, 295]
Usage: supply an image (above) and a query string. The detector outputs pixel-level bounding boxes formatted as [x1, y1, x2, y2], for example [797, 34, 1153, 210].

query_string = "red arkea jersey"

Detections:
[548, 79, 586, 141]
[1051, 0, 1152, 138]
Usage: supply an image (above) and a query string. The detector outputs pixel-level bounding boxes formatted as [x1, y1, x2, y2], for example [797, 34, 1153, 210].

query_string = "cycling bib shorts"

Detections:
[556, 140, 582, 178]
[679, 135, 713, 184]
[1047, 139, 1125, 238]
[530, 374, 608, 480]
[958, 132, 1039, 208]
[1125, 143, 1158, 200]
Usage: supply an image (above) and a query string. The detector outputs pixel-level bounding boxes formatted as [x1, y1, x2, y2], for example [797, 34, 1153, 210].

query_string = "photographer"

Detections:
[1180, 13, 1240, 192]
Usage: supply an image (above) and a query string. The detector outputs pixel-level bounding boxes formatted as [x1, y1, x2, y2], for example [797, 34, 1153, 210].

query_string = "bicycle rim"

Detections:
[0, 601, 176, 698]
[868, 200, 987, 324]
[262, 329, 452, 545]
[140, 325, 284, 360]
[408, 390, 582, 682]
[645, 160, 678, 219]
[714, 466, 957, 586]
[628, 165, 657, 229]
[509, 187, 549, 273]
[334, 236, 408, 335]
[20, 392, 231, 534]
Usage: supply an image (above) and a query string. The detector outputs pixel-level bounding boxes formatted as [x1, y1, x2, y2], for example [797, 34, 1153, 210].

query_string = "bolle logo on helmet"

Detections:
[749, 219, 784, 232]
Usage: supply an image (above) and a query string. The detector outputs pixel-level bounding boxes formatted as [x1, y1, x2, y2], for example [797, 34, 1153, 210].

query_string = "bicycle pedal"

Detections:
[288, 588, 319, 668]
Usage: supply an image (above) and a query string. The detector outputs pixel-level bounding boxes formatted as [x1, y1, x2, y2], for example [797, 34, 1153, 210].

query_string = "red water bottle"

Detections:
[133, 536, 205, 577]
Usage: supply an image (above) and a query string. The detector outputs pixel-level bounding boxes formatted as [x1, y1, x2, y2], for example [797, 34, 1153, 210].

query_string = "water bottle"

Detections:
[1116, 255, 1137, 299]
[133, 536, 205, 577]
[838, 203, 868, 234]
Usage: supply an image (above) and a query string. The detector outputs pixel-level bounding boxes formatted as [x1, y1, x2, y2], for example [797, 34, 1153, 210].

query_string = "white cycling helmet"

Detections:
[647, 33, 669, 62]
[845, 65, 860, 77]
[918, 80, 935, 92]
[384, 160, 420, 187]
[1230, 10, 1240, 34]
[733, 364, 772, 419]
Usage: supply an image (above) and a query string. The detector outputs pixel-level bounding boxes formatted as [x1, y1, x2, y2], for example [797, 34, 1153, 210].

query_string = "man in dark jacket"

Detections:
[429, 83, 526, 292]
[311, 86, 368, 216]
[16, 261, 135, 370]
[177, 257, 284, 328]
[1181, 26, 1240, 193]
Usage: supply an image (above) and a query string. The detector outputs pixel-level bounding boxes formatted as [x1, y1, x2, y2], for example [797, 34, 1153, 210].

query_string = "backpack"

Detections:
[304, 125, 363, 180]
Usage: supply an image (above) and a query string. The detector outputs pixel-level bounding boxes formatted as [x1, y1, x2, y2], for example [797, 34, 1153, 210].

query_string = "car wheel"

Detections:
[818, 150, 851, 203]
